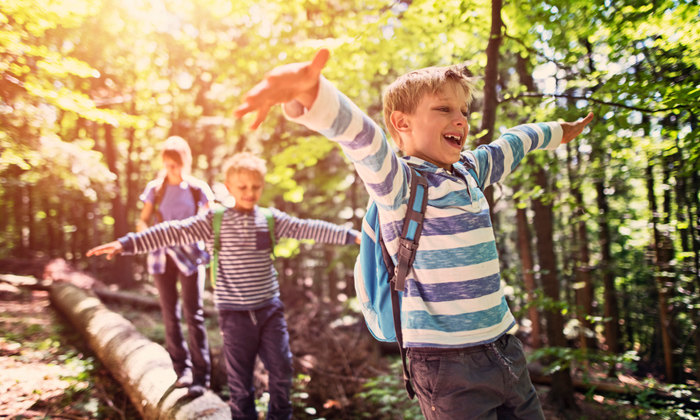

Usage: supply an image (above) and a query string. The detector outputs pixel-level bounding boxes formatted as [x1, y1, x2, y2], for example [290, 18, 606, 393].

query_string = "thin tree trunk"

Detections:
[513, 185, 542, 349]
[27, 184, 37, 253]
[689, 172, 700, 382]
[477, 0, 503, 214]
[567, 144, 595, 350]
[532, 166, 576, 410]
[43, 192, 56, 257]
[647, 162, 675, 382]
[592, 143, 620, 357]
[12, 172, 27, 258]
[103, 124, 132, 285]
[55, 192, 66, 258]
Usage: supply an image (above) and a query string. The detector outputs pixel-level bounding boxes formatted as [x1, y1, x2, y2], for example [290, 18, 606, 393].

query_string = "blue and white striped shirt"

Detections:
[119, 206, 358, 311]
[284, 77, 563, 347]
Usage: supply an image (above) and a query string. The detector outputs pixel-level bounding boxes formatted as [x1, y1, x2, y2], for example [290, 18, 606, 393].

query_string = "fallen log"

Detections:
[50, 282, 231, 420]
[0, 270, 219, 318]
[530, 373, 700, 409]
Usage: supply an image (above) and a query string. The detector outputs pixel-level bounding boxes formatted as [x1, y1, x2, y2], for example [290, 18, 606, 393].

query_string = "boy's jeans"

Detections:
[219, 298, 293, 420]
[408, 334, 544, 420]
[153, 257, 210, 386]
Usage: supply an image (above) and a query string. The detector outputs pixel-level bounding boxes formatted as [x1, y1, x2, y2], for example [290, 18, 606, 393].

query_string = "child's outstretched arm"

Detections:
[465, 112, 595, 190]
[234, 49, 330, 129]
[86, 214, 213, 259]
[269, 208, 360, 245]
[236, 49, 411, 245]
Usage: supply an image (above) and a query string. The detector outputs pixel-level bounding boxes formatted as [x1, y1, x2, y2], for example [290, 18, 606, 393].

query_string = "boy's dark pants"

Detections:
[219, 298, 293, 420]
[408, 334, 544, 420]
[153, 257, 211, 386]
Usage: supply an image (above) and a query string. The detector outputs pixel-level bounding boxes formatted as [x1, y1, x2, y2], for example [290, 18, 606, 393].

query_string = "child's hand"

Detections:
[233, 48, 330, 130]
[86, 241, 123, 260]
[560, 112, 594, 144]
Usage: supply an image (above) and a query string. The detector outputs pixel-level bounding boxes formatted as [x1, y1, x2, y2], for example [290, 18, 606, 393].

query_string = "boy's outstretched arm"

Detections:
[87, 215, 213, 260]
[561, 112, 594, 144]
[234, 49, 330, 129]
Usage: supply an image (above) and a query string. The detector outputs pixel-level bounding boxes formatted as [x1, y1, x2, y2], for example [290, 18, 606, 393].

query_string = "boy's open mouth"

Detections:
[443, 133, 462, 148]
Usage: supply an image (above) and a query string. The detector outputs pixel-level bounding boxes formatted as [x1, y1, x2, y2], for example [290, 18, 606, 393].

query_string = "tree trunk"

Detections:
[531, 166, 576, 409]
[513, 185, 542, 349]
[592, 143, 620, 356]
[647, 162, 675, 382]
[566, 144, 595, 351]
[49, 282, 230, 420]
[103, 123, 132, 284]
[43, 192, 56, 257]
[689, 172, 700, 382]
[477, 0, 503, 214]
[122, 109, 138, 288]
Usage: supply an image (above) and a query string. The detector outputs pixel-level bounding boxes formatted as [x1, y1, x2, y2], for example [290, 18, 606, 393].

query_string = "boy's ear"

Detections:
[390, 111, 411, 133]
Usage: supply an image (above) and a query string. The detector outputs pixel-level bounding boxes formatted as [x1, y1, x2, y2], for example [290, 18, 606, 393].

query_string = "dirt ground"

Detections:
[0, 283, 137, 419]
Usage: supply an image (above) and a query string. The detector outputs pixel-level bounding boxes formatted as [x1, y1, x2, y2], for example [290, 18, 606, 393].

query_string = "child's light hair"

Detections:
[162, 136, 193, 174]
[223, 152, 267, 180]
[383, 65, 476, 145]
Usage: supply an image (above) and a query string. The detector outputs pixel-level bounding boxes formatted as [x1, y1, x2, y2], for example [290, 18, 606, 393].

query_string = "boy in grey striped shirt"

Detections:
[88, 152, 360, 420]
[234, 49, 593, 419]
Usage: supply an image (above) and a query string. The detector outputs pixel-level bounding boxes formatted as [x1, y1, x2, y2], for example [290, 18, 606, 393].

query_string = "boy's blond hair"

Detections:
[223, 152, 267, 180]
[162, 136, 193, 174]
[383, 65, 476, 145]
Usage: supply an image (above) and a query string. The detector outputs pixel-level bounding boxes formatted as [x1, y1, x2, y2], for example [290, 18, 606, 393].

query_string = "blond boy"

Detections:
[234, 49, 593, 420]
[89, 152, 360, 420]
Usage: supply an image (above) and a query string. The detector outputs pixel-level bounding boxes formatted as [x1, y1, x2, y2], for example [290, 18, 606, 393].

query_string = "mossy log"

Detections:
[49, 282, 231, 420]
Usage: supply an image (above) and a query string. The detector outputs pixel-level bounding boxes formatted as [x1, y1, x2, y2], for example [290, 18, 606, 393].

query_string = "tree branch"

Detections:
[506, 92, 689, 114]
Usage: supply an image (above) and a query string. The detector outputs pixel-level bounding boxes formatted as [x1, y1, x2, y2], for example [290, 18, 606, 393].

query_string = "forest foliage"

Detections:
[2, 0, 700, 410]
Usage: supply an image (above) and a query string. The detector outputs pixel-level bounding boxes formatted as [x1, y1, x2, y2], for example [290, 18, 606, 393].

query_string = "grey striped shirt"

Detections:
[119, 206, 358, 310]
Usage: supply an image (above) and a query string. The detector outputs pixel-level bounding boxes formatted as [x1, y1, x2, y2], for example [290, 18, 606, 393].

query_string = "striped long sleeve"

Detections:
[120, 206, 355, 311]
[285, 77, 563, 348]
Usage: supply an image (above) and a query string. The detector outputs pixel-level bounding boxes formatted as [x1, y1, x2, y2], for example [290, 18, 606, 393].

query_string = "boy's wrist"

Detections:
[297, 81, 320, 110]
[118, 234, 136, 254]
[282, 77, 336, 131]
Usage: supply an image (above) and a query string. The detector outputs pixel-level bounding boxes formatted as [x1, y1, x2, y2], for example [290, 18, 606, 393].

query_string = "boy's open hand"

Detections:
[560, 112, 594, 144]
[233, 48, 330, 130]
[86, 241, 123, 260]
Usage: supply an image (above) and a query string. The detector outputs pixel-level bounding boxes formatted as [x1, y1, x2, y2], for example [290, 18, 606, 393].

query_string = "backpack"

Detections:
[210, 207, 276, 287]
[354, 168, 428, 400]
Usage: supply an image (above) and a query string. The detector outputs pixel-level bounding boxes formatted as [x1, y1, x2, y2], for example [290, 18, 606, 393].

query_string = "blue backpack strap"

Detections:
[258, 207, 276, 260]
[379, 167, 428, 400]
[211, 206, 226, 287]
[393, 168, 429, 292]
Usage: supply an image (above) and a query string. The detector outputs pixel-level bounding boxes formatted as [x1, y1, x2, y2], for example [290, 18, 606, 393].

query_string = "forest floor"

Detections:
[0, 259, 696, 419]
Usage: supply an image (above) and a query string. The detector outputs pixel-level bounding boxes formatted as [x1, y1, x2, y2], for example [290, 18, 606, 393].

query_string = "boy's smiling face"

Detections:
[225, 169, 264, 212]
[393, 80, 470, 170]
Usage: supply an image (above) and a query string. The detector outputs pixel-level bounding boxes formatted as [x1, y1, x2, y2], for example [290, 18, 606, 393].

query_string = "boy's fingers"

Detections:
[87, 247, 106, 258]
[249, 105, 271, 130]
[310, 48, 330, 76]
[233, 102, 254, 119]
